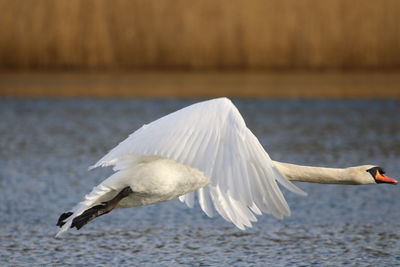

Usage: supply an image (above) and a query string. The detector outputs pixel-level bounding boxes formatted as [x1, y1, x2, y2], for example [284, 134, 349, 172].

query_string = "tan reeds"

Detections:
[0, 0, 399, 70]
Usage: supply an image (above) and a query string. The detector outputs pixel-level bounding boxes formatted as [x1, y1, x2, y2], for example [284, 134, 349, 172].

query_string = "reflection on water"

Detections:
[1, 99, 399, 266]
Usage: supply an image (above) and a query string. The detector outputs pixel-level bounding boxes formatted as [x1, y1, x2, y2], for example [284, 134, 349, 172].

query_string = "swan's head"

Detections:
[367, 166, 397, 185]
[348, 165, 398, 185]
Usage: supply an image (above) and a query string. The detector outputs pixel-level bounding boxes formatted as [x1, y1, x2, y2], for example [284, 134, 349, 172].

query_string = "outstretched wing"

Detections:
[90, 97, 305, 229]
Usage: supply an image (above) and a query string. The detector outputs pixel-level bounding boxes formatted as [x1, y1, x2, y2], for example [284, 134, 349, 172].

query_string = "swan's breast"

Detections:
[117, 157, 210, 208]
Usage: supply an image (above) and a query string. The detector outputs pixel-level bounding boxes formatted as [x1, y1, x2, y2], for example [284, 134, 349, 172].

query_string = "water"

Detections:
[1, 98, 399, 266]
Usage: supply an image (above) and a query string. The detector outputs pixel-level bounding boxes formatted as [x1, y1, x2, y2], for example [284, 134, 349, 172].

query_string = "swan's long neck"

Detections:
[272, 160, 360, 185]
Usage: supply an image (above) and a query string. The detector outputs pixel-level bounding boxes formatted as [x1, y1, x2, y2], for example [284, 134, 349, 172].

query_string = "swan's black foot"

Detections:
[63, 186, 133, 230]
[71, 203, 110, 230]
[57, 212, 73, 227]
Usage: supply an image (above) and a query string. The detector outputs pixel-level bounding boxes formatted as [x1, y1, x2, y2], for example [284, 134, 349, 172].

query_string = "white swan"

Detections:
[56, 98, 397, 237]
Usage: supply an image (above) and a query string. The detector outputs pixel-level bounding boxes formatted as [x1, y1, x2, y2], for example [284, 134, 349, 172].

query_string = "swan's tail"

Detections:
[57, 157, 140, 237]
[56, 183, 115, 238]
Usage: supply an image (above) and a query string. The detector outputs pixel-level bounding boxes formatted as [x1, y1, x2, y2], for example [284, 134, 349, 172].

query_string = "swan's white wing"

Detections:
[90, 97, 305, 229]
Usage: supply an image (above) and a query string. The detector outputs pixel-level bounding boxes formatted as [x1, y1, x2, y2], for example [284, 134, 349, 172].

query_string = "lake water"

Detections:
[1, 98, 399, 266]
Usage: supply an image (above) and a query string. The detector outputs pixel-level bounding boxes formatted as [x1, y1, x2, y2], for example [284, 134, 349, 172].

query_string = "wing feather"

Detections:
[183, 191, 195, 208]
[198, 187, 215, 217]
[90, 98, 305, 229]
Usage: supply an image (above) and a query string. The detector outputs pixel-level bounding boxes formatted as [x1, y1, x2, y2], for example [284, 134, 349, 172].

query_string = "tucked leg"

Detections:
[57, 186, 133, 230]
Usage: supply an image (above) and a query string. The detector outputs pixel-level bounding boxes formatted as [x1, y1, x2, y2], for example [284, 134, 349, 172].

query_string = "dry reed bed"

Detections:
[0, 0, 400, 70]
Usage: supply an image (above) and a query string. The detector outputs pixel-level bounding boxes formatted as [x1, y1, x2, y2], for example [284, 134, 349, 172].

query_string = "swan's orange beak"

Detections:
[375, 172, 398, 184]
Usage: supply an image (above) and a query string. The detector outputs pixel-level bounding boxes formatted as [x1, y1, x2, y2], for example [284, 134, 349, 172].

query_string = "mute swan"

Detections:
[56, 98, 397, 237]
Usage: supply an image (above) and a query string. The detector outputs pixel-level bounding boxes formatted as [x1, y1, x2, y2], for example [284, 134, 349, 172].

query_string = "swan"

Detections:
[56, 97, 397, 237]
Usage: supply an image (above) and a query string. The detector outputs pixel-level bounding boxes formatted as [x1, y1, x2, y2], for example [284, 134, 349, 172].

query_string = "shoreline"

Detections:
[1, 71, 399, 98]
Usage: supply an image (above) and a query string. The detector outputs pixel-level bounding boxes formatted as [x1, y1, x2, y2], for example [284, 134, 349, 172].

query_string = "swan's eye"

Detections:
[366, 166, 386, 178]
[366, 167, 380, 178]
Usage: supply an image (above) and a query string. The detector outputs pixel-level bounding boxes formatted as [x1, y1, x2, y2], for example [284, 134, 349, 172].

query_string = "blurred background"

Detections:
[0, 0, 400, 97]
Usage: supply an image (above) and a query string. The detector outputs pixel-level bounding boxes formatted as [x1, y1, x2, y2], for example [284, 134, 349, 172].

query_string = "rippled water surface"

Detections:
[1, 99, 399, 266]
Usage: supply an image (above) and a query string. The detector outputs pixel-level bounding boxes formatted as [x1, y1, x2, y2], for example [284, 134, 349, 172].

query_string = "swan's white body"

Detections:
[92, 156, 210, 209]
[56, 97, 394, 237]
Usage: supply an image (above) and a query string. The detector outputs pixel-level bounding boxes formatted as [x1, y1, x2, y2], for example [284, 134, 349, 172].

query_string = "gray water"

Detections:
[1, 98, 399, 266]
